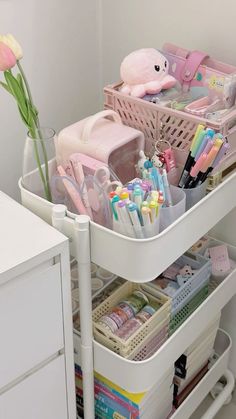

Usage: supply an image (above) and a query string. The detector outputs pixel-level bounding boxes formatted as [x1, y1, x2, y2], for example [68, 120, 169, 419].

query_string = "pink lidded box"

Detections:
[56, 109, 145, 184]
[162, 43, 236, 107]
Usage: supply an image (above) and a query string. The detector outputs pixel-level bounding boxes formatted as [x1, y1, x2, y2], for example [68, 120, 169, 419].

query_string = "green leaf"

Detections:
[16, 73, 26, 96]
[4, 71, 29, 122]
[0, 81, 12, 95]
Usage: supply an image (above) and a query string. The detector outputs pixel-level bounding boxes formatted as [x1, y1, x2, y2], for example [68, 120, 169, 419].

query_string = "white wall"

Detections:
[101, 0, 236, 86]
[0, 0, 101, 199]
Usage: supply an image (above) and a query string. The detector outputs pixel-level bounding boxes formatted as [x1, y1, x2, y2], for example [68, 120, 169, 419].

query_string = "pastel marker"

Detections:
[178, 124, 205, 187]
[194, 129, 215, 161]
[111, 195, 120, 221]
[127, 202, 144, 239]
[183, 153, 208, 188]
[201, 142, 230, 183]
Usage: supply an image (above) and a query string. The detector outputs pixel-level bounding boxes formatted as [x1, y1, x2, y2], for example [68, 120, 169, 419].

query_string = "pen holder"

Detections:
[183, 180, 208, 211]
[113, 215, 160, 239]
[160, 186, 186, 232]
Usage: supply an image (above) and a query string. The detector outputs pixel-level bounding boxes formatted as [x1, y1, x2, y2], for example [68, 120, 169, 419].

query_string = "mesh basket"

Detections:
[104, 82, 236, 186]
[93, 282, 171, 358]
[169, 285, 209, 335]
[129, 317, 169, 361]
[145, 253, 211, 314]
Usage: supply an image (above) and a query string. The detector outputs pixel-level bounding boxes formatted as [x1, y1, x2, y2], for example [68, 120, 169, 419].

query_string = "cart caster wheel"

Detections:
[210, 381, 233, 405]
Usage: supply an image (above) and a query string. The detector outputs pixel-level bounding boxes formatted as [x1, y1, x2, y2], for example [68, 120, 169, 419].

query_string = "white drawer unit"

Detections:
[0, 356, 68, 419]
[0, 192, 76, 419]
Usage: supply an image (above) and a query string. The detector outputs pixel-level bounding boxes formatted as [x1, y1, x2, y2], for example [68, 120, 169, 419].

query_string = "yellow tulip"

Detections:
[0, 34, 23, 60]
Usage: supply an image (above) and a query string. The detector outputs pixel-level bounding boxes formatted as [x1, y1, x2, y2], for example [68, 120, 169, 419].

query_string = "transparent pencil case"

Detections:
[183, 180, 208, 211]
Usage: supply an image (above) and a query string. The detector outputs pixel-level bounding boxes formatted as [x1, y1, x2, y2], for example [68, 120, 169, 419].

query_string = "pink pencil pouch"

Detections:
[56, 110, 145, 184]
[162, 43, 236, 108]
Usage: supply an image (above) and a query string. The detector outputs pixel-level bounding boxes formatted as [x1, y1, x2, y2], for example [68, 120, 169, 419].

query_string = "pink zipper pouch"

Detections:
[162, 43, 236, 108]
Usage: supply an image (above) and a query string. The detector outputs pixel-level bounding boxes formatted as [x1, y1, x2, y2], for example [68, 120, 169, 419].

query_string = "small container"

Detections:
[91, 277, 104, 293]
[71, 262, 97, 280]
[183, 180, 208, 211]
[160, 185, 186, 232]
[96, 267, 117, 282]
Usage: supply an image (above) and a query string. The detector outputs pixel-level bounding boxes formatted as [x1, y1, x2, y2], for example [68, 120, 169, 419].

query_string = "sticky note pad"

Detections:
[209, 245, 231, 275]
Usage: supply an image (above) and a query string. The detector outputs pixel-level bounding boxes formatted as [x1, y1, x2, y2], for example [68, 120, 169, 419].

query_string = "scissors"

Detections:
[94, 166, 122, 194]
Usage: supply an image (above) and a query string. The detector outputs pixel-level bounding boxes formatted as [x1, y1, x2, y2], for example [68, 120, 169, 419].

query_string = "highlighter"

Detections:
[178, 124, 205, 187]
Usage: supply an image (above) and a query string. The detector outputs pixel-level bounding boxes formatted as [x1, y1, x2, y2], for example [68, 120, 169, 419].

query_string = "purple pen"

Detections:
[201, 142, 230, 182]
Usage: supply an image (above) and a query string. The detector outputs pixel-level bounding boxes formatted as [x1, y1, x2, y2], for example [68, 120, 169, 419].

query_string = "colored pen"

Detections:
[117, 200, 135, 237]
[183, 153, 208, 188]
[162, 169, 173, 206]
[178, 124, 205, 187]
[194, 129, 215, 161]
[191, 141, 223, 187]
[149, 201, 158, 222]
[200, 142, 230, 183]
[133, 187, 143, 209]
[68, 159, 93, 219]
[111, 195, 120, 221]
[128, 202, 144, 239]
[57, 165, 89, 216]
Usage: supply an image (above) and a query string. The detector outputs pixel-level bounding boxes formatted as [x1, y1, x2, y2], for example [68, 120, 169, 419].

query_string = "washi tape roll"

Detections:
[98, 315, 118, 333]
[136, 304, 156, 323]
[121, 291, 149, 314]
[117, 302, 135, 319]
[115, 318, 143, 341]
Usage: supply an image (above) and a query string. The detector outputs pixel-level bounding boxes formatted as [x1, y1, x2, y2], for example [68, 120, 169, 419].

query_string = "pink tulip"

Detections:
[0, 41, 16, 71]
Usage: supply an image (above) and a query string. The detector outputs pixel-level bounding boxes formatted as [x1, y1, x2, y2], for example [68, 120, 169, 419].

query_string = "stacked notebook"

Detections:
[173, 314, 221, 407]
[75, 364, 174, 419]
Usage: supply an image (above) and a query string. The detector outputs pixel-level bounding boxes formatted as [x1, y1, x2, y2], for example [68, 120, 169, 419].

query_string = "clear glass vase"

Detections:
[22, 127, 56, 201]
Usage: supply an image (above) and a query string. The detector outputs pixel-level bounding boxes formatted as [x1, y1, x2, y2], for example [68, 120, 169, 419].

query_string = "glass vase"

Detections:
[22, 127, 56, 202]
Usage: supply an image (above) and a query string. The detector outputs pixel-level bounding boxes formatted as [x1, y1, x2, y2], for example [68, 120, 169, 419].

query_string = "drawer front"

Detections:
[0, 263, 64, 389]
[0, 355, 68, 419]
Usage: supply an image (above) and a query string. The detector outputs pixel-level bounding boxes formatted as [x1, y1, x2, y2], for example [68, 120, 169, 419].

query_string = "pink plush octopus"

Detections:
[120, 48, 176, 98]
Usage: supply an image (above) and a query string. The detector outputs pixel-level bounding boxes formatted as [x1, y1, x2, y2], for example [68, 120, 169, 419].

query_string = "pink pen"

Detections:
[183, 153, 208, 188]
[69, 157, 93, 219]
[57, 165, 88, 215]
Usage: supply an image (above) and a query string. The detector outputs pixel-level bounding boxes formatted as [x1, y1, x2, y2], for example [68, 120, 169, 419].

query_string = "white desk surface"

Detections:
[0, 191, 67, 276]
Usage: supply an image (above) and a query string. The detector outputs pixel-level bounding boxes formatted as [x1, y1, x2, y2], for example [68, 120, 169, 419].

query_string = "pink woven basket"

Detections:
[104, 82, 236, 185]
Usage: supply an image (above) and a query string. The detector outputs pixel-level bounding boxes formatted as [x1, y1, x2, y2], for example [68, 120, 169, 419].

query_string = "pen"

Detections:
[57, 165, 88, 216]
[190, 140, 223, 187]
[127, 202, 144, 239]
[162, 169, 173, 206]
[68, 158, 93, 219]
[194, 129, 215, 161]
[117, 200, 136, 237]
[149, 201, 158, 222]
[183, 153, 208, 188]
[200, 142, 230, 183]
[111, 195, 120, 221]
[178, 124, 205, 187]
[133, 187, 143, 209]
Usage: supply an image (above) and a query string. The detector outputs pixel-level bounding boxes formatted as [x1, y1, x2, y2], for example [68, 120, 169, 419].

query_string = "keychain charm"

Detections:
[154, 139, 176, 172]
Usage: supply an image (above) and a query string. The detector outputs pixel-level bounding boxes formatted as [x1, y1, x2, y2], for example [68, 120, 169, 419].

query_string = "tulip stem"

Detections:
[16, 60, 34, 107]
[17, 60, 52, 202]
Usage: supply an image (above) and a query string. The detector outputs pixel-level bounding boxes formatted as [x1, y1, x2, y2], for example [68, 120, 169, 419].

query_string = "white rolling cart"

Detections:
[19, 171, 236, 419]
